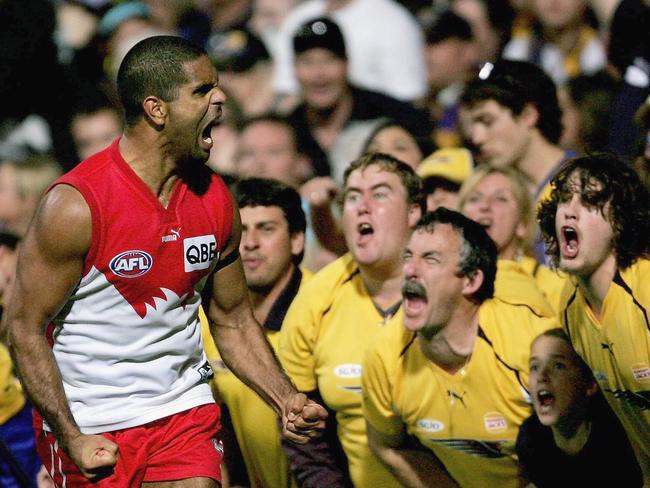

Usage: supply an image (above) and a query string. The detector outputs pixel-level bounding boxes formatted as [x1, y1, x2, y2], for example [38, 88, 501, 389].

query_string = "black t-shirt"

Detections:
[515, 395, 642, 487]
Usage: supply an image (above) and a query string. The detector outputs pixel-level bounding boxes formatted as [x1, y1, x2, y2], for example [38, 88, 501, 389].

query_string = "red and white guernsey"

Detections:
[42, 139, 233, 434]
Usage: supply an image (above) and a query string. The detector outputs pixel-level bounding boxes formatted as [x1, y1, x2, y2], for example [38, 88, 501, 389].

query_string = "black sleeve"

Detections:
[280, 389, 353, 488]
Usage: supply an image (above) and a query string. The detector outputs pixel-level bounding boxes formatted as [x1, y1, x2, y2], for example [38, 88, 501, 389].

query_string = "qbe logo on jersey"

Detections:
[184, 235, 218, 272]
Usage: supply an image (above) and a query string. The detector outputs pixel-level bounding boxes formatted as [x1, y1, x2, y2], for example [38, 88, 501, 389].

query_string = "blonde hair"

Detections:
[458, 164, 536, 252]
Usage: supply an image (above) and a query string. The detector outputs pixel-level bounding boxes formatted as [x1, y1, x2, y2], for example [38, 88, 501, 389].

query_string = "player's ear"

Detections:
[462, 269, 484, 298]
[143, 96, 167, 127]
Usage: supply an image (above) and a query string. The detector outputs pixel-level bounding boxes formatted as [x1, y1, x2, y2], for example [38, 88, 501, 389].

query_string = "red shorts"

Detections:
[35, 404, 222, 487]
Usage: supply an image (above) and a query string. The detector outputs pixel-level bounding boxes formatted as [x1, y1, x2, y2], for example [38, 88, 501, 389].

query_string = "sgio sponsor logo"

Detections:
[334, 363, 362, 378]
[416, 419, 445, 433]
[110, 250, 153, 278]
[184, 235, 218, 272]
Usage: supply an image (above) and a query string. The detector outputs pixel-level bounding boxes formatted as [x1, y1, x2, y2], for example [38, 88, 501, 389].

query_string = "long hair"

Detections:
[538, 153, 650, 269]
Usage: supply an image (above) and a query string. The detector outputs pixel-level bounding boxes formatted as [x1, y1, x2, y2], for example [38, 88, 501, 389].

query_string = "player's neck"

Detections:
[517, 135, 565, 188]
[419, 303, 480, 374]
[249, 264, 296, 325]
[577, 253, 618, 319]
[118, 131, 179, 204]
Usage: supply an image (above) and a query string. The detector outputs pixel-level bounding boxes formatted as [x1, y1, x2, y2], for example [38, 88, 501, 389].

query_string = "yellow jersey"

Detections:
[363, 298, 555, 488]
[561, 259, 650, 466]
[202, 267, 310, 488]
[279, 254, 402, 488]
[0, 343, 24, 425]
[518, 255, 567, 314]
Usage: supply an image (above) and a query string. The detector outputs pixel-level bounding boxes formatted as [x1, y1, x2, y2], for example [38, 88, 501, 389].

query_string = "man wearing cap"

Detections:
[273, 0, 427, 103]
[287, 16, 432, 179]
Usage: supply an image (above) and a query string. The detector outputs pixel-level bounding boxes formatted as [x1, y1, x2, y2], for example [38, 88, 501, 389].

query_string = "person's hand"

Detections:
[281, 392, 328, 444]
[36, 465, 55, 488]
[300, 177, 340, 208]
[66, 433, 119, 480]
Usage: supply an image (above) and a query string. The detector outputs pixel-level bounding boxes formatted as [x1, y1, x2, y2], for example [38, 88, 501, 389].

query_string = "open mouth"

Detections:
[561, 226, 579, 258]
[359, 223, 374, 235]
[200, 122, 216, 150]
[402, 280, 427, 314]
[536, 389, 555, 408]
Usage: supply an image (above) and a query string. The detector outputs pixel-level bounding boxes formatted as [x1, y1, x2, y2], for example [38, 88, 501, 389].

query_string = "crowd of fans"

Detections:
[1, 0, 650, 486]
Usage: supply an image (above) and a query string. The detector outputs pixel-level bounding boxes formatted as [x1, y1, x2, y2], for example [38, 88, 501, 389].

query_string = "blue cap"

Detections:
[98, 1, 149, 37]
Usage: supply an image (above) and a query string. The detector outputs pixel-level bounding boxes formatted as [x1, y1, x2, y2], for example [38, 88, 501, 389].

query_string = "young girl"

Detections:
[516, 329, 642, 487]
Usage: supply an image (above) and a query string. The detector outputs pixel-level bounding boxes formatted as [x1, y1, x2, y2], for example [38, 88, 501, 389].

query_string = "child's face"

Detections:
[529, 335, 594, 427]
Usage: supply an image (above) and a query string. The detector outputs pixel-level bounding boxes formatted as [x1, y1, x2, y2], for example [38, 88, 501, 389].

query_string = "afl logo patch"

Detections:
[109, 250, 153, 278]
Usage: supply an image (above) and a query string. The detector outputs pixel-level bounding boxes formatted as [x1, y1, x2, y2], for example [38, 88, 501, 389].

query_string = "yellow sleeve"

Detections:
[278, 286, 319, 392]
[200, 306, 219, 363]
[361, 327, 404, 437]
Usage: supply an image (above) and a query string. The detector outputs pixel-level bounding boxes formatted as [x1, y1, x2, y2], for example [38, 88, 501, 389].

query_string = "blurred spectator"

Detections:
[451, 0, 516, 63]
[503, 0, 606, 86]
[0, 157, 63, 238]
[98, 1, 173, 81]
[362, 119, 430, 170]
[235, 114, 313, 187]
[273, 0, 427, 103]
[145, 0, 211, 46]
[0, 0, 78, 169]
[287, 17, 432, 180]
[600, 0, 650, 158]
[206, 29, 287, 118]
[249, 0, 298, 59]
[423, 10, 479, 148]
[194, 0, 253, 32]
[69, 86, 123, 162]
[633, 94, 650, 189]
[417, 147, 473, 211]
[559, 71, 618, 153]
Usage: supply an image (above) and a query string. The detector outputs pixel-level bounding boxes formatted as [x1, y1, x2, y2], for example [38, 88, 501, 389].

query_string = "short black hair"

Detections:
[461, 60, 562, 144]
[538, 153, 650, 270]
[232, 177, 306, 263]
[415, 207, 497, 303]
[117, 35, 206, 127]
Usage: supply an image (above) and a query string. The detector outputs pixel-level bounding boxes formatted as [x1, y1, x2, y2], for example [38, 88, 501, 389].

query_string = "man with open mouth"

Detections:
[538, 153, 650, 483]
[362, 208, 554, 487]
[4, 35, 327, 488]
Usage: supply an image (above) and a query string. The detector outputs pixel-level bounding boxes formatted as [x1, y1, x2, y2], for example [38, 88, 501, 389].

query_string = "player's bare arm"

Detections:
[208, 202, 327, 444]
[367, 422, 459, 488]
[4, 185, 118, 478]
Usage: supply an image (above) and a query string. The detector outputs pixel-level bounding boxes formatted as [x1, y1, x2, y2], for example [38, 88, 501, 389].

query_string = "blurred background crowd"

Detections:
[1, 0, 650, 486]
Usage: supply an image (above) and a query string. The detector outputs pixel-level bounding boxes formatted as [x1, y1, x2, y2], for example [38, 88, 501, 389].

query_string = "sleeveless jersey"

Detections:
[39, 139, 233, 434]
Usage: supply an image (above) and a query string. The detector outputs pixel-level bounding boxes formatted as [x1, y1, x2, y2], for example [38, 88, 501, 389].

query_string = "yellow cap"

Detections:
[417, 148, 473, 184]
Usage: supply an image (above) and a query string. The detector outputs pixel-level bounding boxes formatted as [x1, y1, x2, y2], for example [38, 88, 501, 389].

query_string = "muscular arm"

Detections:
[208, 203, 326, 443]
[4, 185, 117, 477]
[366, 422, 459, 488]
